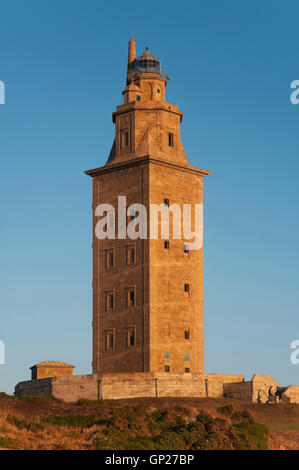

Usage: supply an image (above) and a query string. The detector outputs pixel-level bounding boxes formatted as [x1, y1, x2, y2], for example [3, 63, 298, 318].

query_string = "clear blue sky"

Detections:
[0, 0, 298, 394]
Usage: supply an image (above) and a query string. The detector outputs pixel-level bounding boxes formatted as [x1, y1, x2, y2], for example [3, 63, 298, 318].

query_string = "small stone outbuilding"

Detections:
[30, 361, 74, 380]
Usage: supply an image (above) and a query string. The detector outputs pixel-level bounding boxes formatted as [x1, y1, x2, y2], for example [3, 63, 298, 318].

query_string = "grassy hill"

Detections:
[0, 393, 298, 450]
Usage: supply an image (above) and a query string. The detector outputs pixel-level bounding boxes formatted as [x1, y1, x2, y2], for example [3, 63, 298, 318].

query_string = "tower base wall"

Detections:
[14, 372, 244, 402]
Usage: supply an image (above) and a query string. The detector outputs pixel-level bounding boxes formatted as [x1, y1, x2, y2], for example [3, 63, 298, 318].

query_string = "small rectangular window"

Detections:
[164, 351, 171, 359]
[120, 131, 129, 149]
[184, 283, 190, 293]
[126, 245, 136, 265]
[184, 367, 190, 373]
[105, 291, 114, 311]
[157, 88, 160, 93]
[164, 198, 169, 207]
[184, 354, 190, 362]
[168, 133, 174, 147]
[164, 240, 170, 250]
[105, 249, 114, 269]
[136, 95, 141, 101]
[165, 365, 170, 373]
[184, 330, 190, 340]
[129, 332, 135, 346]
[126, 287, 135, 308]
[105, 330, 114, 351]
[126, 327, 136, 348]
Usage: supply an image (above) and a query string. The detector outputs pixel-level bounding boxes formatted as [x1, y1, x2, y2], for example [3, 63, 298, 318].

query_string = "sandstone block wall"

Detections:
[15, 375, 99, 402]
[204, 373, 245, 398]
[99, 373, 206, 400]
[32, 366, 74, 380]
[15, 371, 299, 404]
[154, 374, 206, 398]
[223, 381, 253, 401]
[149, 163, 205, 375]
[281, 385, 299, 403]
[15, 372, 247, 402]
[51, 375, 99, 402]
[99, 373, 156, 400]
[15, 378, 52, 397]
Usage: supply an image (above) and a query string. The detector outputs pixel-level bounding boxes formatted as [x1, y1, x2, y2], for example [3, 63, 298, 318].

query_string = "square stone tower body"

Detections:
[86, 38, 209, 375]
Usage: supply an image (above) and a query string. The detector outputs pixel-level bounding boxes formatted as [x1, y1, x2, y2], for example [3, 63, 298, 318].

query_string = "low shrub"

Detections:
[20, 395, 64, 405]
[43, 413, 107, 428]
[76, 399, 104, 407]
[0, 392, 15, 401]
[0, 436, 20, 449]
[231, 409, 254, 422]
[218, 404, 233, 416]
[232, 420, 269, 450]
[6, 415, 27, 430]
[6, 414, 45, 432]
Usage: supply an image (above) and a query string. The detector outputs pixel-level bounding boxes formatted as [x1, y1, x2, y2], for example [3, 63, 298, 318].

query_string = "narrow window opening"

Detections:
[184, 368, 190, 373]
[184, 283, 190, 293]
[126, 287, 135, 307]
[127, 246, 136, 264]
[184, 244, 190, 254]
[121, 131, 129, 149]
[165, 365, 170, 373]
[129, 332, 135, 346]
[105, 292, 114, 311]
[184, 330, 190, 340]
[105, 331, 114, 351]
[164, 240, 170, 250]
[127, 328, 135, 347]
[168, 133, 174, 147]
[105, 249, 114, 269]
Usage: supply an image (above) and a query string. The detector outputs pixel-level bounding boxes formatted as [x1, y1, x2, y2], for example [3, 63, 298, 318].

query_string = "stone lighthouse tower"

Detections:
[85, 37, 210, 376]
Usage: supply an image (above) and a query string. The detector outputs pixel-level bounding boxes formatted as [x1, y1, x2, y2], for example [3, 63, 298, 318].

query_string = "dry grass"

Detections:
[0, 394, 298, 450]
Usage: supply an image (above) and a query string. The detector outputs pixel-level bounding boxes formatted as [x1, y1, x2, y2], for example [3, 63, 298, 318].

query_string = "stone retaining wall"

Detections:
[15, 372, 246, 402]
[15, 378, 52, 397]
[223, 381, 253, 401]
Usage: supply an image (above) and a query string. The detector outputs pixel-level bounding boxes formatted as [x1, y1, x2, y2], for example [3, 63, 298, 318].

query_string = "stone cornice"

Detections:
[85, 155, 211, 178]
[112, 103, 183, 123]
